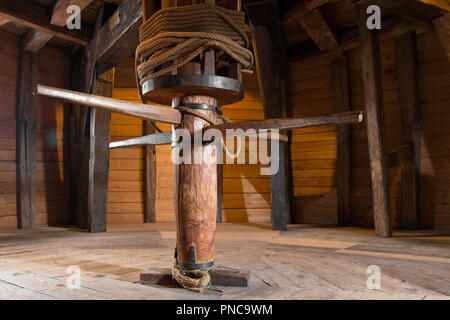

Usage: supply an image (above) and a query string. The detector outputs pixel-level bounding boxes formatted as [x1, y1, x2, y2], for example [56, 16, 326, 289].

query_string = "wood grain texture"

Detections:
[144, 120, 156, 223]
[15, 50, 38, 230]
[96, 0, 142, 64]
[176, 106, 218, 268]
[0, 0, 92, 45]
[333, 54, 351, 226]
[396, 32, 421, 230]
[22, 30, 52, 53]
[300, 9, 338, 51]
[247, 10, 291, 230]
[51, 0, 94, 27]
[358, 6, 392, 237]
[87, 70, 113, 233]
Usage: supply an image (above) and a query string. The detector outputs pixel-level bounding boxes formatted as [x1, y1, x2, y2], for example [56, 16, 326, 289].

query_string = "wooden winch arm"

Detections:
[110, 132, 173, 149]
[34, 84, 182, 125]
[34, 85, 362, 147]
[206, 111, 364, 137]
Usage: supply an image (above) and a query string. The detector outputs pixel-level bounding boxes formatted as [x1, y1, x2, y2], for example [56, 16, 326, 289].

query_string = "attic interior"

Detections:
[0, 0, 449, 299]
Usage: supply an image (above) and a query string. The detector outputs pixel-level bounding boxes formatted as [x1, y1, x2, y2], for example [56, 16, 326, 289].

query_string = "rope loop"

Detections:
[171, 248, 211, 293]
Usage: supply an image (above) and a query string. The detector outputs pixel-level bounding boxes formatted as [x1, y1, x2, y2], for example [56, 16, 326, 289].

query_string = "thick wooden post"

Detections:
[87, 69, 112, 233]
[15, 50, 38, 230]
[15, 28, 51, 229]
[144, 121, 157, 223]
[163, 0, 218, 269]
[396, 32, 421, 230]
[333, 53, 351, 226]
[248, 9, 291, 230]
[142, 0, 160, 224]
[73, 4, 105, 230]
[358, 6, 392, 237]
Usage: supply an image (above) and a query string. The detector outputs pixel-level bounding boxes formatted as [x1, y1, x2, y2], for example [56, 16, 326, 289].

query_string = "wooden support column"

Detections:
[73, 4, 105, 230]
[396, 32, 421, 230]
[87, 69, 112, 233]
[15, 27, 52, 230]
[142, 0, 160, 224]
[165, 0, 218, 269]
[332, 53, 351, 226]
[358, 5, 392, 237]
[15, 49, 38, 230]
[144, 121, 157, 223]
[247, 3, 291, 230]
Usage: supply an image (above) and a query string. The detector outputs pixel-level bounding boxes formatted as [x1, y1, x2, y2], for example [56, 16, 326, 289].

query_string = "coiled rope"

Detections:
[135, 3, 254, 86]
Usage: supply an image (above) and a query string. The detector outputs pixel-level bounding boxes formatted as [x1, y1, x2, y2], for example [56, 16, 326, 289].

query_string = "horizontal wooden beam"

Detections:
[281, 0, 330, 26]
[0, 17, 9, 26]
[34, 84, 182, 124]
[288, 17, 431, 62]
[354, 0, 447, 22]
[418, 0, 450, 11]
[0, 0, 92, 46]
[22, 29, 53, 53]
[96, 0, 142, 64]
[51, 0, 95, 27]
[299, 9, 338, 51]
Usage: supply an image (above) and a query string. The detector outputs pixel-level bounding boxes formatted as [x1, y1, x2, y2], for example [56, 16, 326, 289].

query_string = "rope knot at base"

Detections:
[171, 259, 211, 293]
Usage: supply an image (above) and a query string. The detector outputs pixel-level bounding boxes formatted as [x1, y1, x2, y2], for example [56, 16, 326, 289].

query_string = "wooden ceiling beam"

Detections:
[0, 17, 9, 26]
[288, 16, 431, 62]
[418, 0, 450, 11]
[95, 0, 142, 64]
[22, 29, 53, 52]
[299, 9, 338, 51]
[0, 0, 92, 46]
[51, 0, 95, 27]
[354, 0, 448, 22]
[281, 0, 340, 26]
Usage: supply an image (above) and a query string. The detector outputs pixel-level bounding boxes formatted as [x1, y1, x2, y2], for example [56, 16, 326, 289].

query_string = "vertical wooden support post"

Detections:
[248, 13, 291, 230]
[167, 0, 218, 269]
[87, 69, 113, 233]
[396, 32, 421, 230]
[73, 4, 105, 230]
[358, 6, 392, 237]
[333, 53, 351, 226]
[144, 121, 157, 223]
[16, 50, 38, 230]
[216, 106, 223, 224]
[142, 0, 159, 223]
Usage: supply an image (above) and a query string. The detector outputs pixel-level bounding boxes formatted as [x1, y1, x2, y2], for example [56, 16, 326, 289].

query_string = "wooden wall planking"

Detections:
[288, 54, 339, 225]
[0, 31, 20, 229]
[288, 29, 450, 230]
[417, 30, 450, 230]
[35, 46, 71, 227]
[111, 58, 271, 224]
[0, 31, 71, 229]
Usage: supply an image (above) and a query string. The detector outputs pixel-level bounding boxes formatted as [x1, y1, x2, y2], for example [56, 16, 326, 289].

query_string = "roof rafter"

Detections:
[0, 0, 92, 46]
[51, 0, 95, 27]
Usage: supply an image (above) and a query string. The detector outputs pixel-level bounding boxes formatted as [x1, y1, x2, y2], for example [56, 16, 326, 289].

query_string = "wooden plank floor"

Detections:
[0, 223, 448, 300]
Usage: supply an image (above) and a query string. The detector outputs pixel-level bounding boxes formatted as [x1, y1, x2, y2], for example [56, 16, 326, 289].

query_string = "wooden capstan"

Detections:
[34, 0, 364, 292]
